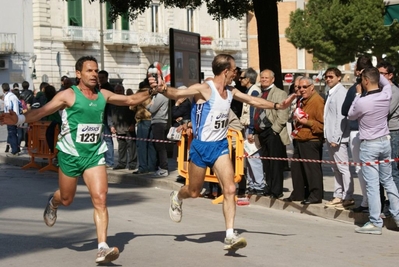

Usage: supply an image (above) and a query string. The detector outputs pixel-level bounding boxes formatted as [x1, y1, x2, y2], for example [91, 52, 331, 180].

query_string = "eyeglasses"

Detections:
[297, 85, 312, 89]
[380, 72, 389, 75]
[239, 76, 246, 80]
[325, 75, 335, 79]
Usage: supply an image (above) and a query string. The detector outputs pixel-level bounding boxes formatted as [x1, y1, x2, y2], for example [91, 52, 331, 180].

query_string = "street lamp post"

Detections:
[99, 1, 105, 70]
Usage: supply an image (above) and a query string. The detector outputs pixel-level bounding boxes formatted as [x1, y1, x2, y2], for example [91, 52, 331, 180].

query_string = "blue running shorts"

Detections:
[189, 139, 229, 168]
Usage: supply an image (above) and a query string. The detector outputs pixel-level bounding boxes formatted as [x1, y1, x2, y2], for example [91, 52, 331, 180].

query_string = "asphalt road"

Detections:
[0, 163, 398, 267]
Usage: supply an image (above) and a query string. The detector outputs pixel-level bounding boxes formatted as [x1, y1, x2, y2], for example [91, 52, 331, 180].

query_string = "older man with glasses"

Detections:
[238, 68, 264, 196]
[289, 77, 325, 205]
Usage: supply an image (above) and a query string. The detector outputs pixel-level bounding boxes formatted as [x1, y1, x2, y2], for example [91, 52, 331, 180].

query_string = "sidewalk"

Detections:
[0, 140, 397, 229]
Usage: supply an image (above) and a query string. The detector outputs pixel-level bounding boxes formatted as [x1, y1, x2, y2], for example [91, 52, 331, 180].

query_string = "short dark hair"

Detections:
[98, 70, 109, 77]
[2, 83, 10, 92]
[39, 82, 49, 90]
[12, 88, 21, 98]
[75, 56, 98, 72]
[13, 83, 19, 89]
[376, 60, 395, 74]
[362, 67, 380, 84]
[44, 85, 57, 102]
[61, 75, 68, 82]
[324, 67, 342, 78]
[356, 55, 373, 71]
[22, 81, 29, 90]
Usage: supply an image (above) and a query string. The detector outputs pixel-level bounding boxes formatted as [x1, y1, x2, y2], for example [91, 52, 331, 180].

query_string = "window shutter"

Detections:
[68, 0, 82, 26]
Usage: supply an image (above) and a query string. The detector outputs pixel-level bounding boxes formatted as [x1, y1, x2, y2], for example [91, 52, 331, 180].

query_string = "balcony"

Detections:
[138, 32, 169, 48]
[213, 38, 242, 52]
[63, 26, 99, 43]
[104, 30, 139, 46]
[0, 33, 16, 54]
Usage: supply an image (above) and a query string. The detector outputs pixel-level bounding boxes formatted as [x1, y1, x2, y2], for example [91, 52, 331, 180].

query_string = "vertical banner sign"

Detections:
[169, 28, 201, 88]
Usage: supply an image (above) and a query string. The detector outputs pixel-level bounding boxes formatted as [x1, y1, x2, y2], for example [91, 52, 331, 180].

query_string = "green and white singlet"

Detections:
[56, 85, 108, 157]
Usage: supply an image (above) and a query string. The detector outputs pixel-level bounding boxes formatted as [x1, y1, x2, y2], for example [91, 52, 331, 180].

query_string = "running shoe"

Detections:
[355, 222, 382, 235]
[95, 247, 120, 264]
[169, 191, 182, 222]
[153, 168, 169, 177]
[43, 195, 57, 227]
[224, 232, 247, 251]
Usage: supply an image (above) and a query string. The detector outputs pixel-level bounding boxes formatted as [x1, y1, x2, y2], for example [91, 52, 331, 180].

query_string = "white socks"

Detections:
[226, 228, 234, 238]
[98, 242, 109, 250]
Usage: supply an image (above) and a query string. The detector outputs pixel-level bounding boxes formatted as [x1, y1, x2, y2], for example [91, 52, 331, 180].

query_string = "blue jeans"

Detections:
[7, 125, 19, 154]
[136, 120, 156, 172]
[245, 129, 264, 191]
[103, 124, 114, 166]
[390, 130, 399, 191]
[360, 136, 399, 227]
[17, 127, 24, 147]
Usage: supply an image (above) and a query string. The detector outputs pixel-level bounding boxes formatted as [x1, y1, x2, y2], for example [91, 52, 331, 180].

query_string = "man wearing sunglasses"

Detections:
[238, 68, 264, 196]
[291, 77, 325, 205]
[323, 68, 353, 211]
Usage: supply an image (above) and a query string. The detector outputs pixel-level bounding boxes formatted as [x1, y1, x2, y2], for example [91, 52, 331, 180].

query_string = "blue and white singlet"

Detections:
[191, 80, 232, 142]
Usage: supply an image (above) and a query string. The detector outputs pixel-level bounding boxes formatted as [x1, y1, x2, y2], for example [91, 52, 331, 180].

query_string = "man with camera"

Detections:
[341, 56, 374, 213]
[347, 67, 399, 235]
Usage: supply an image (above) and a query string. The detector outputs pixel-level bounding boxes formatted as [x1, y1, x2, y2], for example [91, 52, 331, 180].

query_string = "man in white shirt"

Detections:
[2, 83, 21, 156]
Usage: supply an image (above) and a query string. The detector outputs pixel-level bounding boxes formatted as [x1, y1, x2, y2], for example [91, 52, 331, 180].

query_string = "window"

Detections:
[121, 13, 129, 31]
[68, 0, 82, 26]
[106, 2, 113, 29]
[187, 8, 194, 32]
[106, 3, 129, 30]
[151, 4, 159, 33]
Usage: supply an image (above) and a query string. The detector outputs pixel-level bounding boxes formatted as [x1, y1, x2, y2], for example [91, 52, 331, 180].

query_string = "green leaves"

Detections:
[286, 0, 399, 65]
[93, 0, 254, 21]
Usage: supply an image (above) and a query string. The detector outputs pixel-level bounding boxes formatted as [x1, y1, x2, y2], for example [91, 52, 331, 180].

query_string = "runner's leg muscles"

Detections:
[83, 165, 109, 244]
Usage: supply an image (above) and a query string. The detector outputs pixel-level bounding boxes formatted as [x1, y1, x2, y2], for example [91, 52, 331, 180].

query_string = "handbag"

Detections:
[167, 126, 182, 141]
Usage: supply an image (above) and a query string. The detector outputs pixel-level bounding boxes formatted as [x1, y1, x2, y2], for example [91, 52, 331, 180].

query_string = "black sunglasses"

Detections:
[297, 85, 312, 89]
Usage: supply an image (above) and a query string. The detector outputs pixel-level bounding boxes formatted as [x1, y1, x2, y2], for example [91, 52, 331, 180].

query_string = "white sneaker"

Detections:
[169, 191, 182, 222]
[153, 168, 168, 177]
[95, 247, 119, 263]
[355, 222, 382, 235]
[224, 232, 247, 250]
[43, 195, 57, 227]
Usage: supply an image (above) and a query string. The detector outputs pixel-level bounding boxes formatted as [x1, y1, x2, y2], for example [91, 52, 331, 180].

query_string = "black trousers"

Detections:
[116, 131, 137, 169]
[151, 123, 168, 170]
[258, 127, 286, 196]
[290, 139, 324, 202]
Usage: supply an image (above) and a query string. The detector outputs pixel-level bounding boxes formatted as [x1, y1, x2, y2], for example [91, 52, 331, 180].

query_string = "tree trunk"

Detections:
[253, 0, 283, 89]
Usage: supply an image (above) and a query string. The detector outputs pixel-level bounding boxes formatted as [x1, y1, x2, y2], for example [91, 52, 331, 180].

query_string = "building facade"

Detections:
[0, 0, 247, 90]
[0, 0, 34, 89]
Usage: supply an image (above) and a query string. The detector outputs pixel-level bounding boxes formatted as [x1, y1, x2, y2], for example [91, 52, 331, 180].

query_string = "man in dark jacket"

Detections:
[110, 84, 137, 170]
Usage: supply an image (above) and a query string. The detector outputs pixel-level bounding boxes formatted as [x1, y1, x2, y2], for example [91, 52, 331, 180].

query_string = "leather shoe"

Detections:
[283, 197, 293, 202]
[113, 165, 125, 170]
[132, 170, 148, 174]
[301, 199, 322, 205]
[270, 193, 284, 199]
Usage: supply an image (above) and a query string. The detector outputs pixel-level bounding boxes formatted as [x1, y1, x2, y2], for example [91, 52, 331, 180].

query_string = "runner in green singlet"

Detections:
[0, 55, 156, 264]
